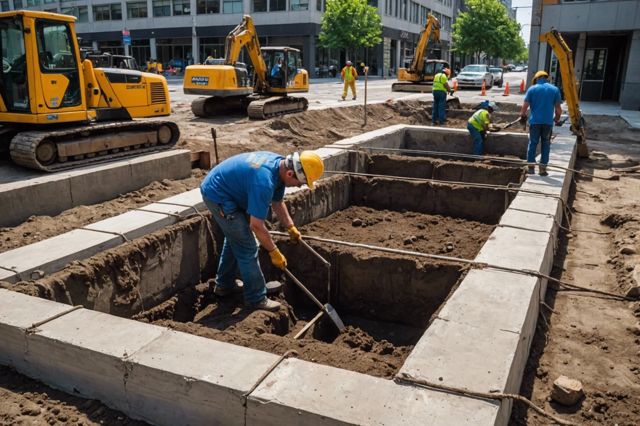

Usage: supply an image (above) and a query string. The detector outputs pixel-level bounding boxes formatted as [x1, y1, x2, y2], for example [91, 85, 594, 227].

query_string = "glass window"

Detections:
[0, 16, 30, 112]
[173, 0, 190, 15]
[35, 20, 81, 107]
[153, 0, 171, 16]
[26, 0, 40, 7]
[222, 0, 242, 13]
[253, 0, 266, 11]
[290, 0, 307, 10]
[127, 1, 148, 18]
[0, 1, 9, 11]
[316, 0, 322, 11]
[61, 6, 89, 22]
[14, 0, 23, 8]
[93, 3, 121, 21]
[583, 48, 606, 80]
[270, 0, 285, 11]
[197, 0, 220, 13]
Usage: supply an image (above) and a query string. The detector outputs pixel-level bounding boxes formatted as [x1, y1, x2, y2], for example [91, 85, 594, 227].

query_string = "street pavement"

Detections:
[167, 71, 530, 110]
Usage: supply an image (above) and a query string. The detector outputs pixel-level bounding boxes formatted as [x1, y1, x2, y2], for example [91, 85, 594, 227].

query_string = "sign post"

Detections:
[122, 29, 131, 56]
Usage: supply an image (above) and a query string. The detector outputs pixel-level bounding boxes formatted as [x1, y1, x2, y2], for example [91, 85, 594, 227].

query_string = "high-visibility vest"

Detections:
[468, 109, 490, 131]
[433, 73, 448, 92]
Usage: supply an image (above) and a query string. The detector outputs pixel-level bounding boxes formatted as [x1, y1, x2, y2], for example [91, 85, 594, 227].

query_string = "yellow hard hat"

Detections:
[287, 151, 324, 190]
[533, 70, 549, 84]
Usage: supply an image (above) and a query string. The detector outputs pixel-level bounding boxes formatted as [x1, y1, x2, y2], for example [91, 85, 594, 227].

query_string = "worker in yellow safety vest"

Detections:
[432, 68, 452, 125]
[340, 60, 358, 101]
[467, 100, 498, 155]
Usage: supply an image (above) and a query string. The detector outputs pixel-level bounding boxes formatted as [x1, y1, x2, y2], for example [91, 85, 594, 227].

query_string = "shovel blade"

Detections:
[324, 304, 345, 332]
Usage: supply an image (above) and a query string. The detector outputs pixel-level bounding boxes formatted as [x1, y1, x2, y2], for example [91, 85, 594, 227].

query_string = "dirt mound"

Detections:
[585, 114, 640, 143]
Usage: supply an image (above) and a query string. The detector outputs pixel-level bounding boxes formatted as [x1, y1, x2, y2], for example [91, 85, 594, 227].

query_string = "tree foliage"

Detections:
[319, 0, 382, 57]
[452, 0, 525, 61]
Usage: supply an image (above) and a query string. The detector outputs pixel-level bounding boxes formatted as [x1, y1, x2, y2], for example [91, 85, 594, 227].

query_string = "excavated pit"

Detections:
[9, 152, 525, 379]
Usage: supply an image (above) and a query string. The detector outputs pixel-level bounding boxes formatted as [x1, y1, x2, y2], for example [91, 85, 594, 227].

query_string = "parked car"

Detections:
[455, 64, 493, 88]
[514, 65, 525, 72]
[505, 64, 515, 72]
[489, 67, 504, 87]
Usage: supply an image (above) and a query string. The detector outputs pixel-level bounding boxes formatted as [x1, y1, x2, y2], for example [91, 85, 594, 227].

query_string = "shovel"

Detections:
[283, 268, 345, 332]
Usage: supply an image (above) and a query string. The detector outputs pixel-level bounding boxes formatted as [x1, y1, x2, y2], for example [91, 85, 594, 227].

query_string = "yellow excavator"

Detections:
[392, 14, 449, 93]
[539, 29, 588, 157]
[183, 15, 309, 119]
[0, 10, 179, 172]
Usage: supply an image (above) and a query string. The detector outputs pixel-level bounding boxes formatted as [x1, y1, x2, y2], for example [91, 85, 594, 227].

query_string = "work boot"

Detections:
[213, 279, 243, 297]
[527, 166, 536, 175]
[352, 96, 356, 100]
[247, 298, 281, 312]
[341, 96, 346, 101]
[539, 165, 548, 176]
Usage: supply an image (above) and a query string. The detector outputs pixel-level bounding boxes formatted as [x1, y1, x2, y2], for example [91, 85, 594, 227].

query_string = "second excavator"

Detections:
[183, 15, 309, 120]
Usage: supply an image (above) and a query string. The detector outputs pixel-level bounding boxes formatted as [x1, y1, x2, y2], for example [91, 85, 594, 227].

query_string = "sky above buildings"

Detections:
[512, 0, 533, 45]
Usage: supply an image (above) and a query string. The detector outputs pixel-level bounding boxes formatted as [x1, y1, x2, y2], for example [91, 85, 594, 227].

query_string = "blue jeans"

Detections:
[203, 197, 266, 305]
[467, 123, 485, 155]
[527, 124, 553, 165]
[432, 90, 447, 124]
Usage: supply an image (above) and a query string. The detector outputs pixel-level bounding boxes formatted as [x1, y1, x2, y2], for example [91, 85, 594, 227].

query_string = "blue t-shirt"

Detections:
[271, 63, 281, 77]
[524, 78, 561, 125]
[200, 152, 285, 220]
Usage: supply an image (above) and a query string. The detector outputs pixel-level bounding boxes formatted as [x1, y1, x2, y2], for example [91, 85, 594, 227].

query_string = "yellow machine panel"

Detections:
[0, 10, 180, 172]
[184, 65, 253, 96]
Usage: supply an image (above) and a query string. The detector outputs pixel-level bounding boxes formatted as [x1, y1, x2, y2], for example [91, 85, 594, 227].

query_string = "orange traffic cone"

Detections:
[502, 82, 510, 96]
[453, 79, 458, 92]
[519, 79, 525, 93]
[481, 80, 486, 96]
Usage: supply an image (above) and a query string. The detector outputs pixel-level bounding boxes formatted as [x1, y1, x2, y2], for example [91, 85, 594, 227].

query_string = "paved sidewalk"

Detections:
[580, 101, 640, 128]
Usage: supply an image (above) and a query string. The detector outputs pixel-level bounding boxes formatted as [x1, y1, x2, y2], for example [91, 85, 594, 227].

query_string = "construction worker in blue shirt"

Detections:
[432, 68, 452, 125]
[200, 151, 324, 311]
[519, 70, 562, 176]
[467, 101, 498, 155]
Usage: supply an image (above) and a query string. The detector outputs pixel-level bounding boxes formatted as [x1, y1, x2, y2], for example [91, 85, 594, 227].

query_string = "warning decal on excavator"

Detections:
[191, 76, 209, 86]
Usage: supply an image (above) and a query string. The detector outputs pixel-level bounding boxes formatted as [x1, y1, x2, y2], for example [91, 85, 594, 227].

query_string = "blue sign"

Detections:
[123, 35, 131, 45]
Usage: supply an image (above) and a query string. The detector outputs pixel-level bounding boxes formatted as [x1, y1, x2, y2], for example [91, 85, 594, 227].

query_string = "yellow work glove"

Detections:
[287, 225, 302, 243]
[269, 247, 287, 270]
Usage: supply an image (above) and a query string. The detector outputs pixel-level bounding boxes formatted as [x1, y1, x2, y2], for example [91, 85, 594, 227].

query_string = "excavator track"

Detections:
[247, 96, 308, 120]
[391, 82, 434, 93]
[191, 96, 246, 118]
[9, 120, 180, 172]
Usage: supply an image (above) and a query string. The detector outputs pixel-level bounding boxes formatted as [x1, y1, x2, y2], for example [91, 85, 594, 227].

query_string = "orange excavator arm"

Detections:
[409, 14, 441, 75]
[224, 15, 269, 92]
[539, 29, 587, 154]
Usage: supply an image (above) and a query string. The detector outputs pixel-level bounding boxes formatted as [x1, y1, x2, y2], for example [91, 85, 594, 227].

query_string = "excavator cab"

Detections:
[261, 47, 305, 92]
[0, 11, 179, 172]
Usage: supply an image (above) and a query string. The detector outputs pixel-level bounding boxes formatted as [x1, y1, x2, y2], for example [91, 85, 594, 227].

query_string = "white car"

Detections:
[455, 64, 493, 88]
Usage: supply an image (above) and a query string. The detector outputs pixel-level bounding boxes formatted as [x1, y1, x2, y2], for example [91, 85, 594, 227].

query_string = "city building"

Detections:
[527, 0, 640, 109]
[1, 0, 455, 77]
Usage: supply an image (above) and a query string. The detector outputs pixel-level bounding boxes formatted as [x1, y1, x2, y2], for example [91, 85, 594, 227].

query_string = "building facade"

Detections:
[527, 0, 640, 110]
[1, 0, 455, 77]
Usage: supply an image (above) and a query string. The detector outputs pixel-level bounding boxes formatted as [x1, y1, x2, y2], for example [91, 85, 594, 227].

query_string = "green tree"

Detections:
[319, 0, 382, 60]
[452, 0, 526, 62]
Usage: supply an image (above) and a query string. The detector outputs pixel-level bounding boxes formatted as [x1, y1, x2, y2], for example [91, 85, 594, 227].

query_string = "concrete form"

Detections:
[0, 150, 192, 228]
[0, 123, 576, 425]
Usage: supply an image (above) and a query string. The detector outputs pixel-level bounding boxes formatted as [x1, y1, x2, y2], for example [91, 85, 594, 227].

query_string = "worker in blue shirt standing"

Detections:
[200, 151, 324, 311]
[519, 70, 562, 176]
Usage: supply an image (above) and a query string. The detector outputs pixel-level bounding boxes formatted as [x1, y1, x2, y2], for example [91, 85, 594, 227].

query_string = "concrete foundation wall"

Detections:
[0, 150, 191, 228]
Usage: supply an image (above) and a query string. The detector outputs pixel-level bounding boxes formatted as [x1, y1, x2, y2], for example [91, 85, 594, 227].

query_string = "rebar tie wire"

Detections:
[350, 146, 617, 181]
[271, 232, 634, 302]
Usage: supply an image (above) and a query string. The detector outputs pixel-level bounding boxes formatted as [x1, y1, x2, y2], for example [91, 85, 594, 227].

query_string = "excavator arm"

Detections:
[409, 14, 440, 74]
[224, 15, 269, 91]
[539, 29, 587, 155]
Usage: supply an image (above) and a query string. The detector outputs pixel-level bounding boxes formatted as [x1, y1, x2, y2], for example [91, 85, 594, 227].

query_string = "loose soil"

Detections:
[133, 207, 493, 379]
[300, 205, 494, 259]
[509, 120, 640, 424]
[0, 365, 147, 426]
